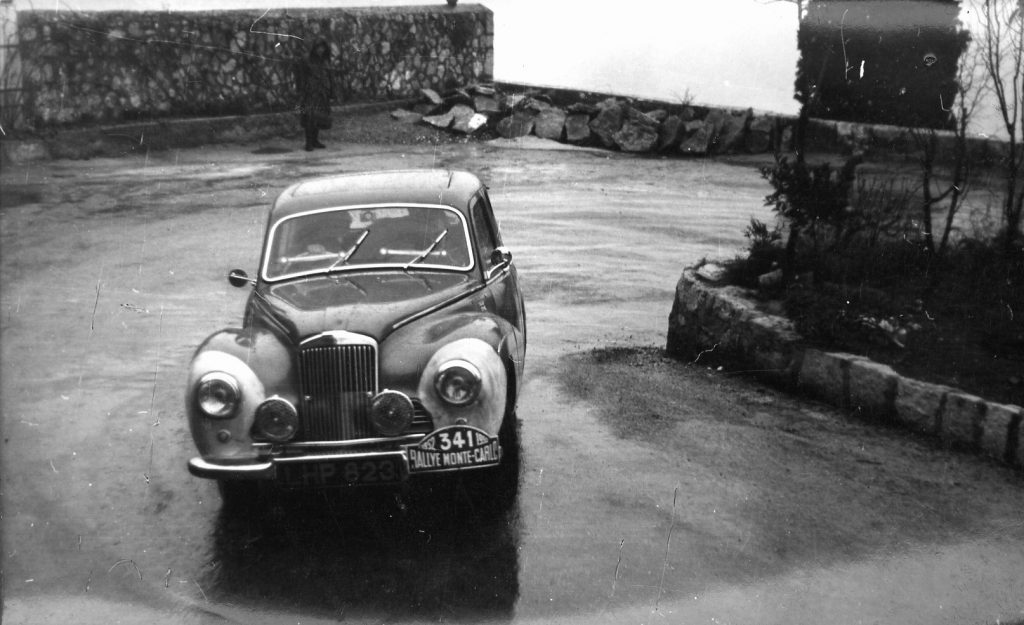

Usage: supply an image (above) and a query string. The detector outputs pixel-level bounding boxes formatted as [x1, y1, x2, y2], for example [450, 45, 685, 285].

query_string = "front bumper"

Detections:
[188, 424, 502, 485]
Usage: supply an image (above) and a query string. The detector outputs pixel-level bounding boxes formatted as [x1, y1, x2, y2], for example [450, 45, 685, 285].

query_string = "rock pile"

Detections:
[392, 85, 784, 156]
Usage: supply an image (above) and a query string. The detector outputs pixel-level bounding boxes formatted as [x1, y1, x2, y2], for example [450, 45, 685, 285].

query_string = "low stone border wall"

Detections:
[666, 268, 1023, 469]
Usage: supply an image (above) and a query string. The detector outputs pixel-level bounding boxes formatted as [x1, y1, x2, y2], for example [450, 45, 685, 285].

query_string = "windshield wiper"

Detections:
[328, 229, 370, 271]
[304, 230, 370, 280]
[404, 229, 448, 270]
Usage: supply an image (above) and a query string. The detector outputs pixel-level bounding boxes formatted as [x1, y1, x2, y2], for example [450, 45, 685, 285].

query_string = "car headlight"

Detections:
[196, 372, 240, 418]
[370, 390, 415, 436]
[254, 396, 299, 442]
[434, 360, 482, 406]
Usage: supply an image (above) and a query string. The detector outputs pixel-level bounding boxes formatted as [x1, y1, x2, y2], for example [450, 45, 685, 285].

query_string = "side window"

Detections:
[471, 195, 499, 269]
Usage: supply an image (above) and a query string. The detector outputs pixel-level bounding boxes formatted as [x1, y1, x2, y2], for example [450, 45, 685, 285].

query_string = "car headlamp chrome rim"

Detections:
[434, 360, 482, 406]
[254, 396, 299, 442]
[196, 372, 240, 418]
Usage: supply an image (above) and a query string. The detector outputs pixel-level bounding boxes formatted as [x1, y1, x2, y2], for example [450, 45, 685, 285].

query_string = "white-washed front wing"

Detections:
[416, 337, 507, 435]
[186, 350, 265, 461]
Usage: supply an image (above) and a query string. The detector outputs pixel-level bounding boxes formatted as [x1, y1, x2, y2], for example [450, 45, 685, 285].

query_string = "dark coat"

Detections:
[297, 40, 335, 129]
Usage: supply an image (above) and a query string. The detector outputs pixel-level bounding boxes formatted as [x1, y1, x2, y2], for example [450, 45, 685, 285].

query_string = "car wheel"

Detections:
[459, 413, 521, 517]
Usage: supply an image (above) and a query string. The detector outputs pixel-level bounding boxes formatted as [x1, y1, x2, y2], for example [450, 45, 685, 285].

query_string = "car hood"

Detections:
[253, 271, 480, 343]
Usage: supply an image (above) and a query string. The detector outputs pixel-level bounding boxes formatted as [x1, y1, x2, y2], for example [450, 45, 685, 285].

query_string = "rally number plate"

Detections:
[278, 455, 405, 488]
[405, 425, 502, 474]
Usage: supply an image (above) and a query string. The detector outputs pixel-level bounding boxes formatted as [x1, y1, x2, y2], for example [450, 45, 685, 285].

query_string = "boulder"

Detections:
[612, 107, 659, 152]
[645, 109, 668, 123]
[422, 109, 455, 129]
[450, 104, 480, 133]
[420, 88, 444, 106]
[567, 102, 599, 115]
[682, 119, 705, 134]
[678, 120, 713, 155]
[696, 262, 728, 283]
[473, 95, 501, 114]
[746, 116, 774, 153]
[501, 93, 527, 112]
[467, 113, 489, 132]
[589, 101, 625, 148]
[565, 113, 593, 143]
[390, 108, 423, 124]
[534, 108, 567, 140]
[444, 88, 474, 108]
[413, 102, 440, 116]
[522, 96, 553, 112]
[679, 106, 697, 122]
[496, 111, 535, 138]
[715, 108, 751, 154]
[704, 109, 728, 139]
[657, 115, 684, 151]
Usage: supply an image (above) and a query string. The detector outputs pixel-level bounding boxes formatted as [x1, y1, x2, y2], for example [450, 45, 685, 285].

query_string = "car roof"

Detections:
[270, 169, 484, 220]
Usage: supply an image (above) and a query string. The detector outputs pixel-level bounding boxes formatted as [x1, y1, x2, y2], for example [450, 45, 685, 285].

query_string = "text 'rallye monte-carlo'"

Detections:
[185, 170, 526, 508]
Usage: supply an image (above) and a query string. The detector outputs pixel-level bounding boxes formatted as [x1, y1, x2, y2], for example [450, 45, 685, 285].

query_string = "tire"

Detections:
[459, 413, 521, 517]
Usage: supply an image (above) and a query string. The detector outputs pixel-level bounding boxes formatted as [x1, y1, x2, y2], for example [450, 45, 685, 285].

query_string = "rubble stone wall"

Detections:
[11, 4, 492, 126]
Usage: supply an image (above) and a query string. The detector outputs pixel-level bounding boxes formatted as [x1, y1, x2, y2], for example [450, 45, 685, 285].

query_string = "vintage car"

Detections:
[185, 169, 526, 506]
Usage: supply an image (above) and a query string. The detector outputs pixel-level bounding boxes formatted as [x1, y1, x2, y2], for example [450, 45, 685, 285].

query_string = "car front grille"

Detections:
[296, 336, 432, 441]
[298, 342, 377, 441]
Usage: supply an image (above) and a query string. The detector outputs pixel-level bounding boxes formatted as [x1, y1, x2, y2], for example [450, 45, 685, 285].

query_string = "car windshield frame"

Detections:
[260, 203, 476, 283]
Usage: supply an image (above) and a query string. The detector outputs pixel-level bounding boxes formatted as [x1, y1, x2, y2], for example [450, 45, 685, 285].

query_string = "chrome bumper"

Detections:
[187, 449, 408, 481]
[188, 457, 277, 480]
[188, 425, 502, 483]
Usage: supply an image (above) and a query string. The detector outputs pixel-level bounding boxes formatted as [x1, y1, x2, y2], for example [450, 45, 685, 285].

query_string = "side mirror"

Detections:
[227, 269, 255, 288]
[490, 247, 512, 267]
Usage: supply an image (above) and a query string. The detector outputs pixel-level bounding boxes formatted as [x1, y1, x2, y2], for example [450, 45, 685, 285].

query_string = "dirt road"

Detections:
[2, 129, 1022, 624]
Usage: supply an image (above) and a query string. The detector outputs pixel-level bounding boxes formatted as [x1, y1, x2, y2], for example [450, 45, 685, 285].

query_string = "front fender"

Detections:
[379, 312, 513, 394]
[381, 313, 517, 437]
[417, 337, 507, 435]
[186, 328, 294, 462]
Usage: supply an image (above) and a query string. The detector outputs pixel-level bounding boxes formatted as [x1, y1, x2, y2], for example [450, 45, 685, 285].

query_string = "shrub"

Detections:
[760, 154, 863, 280]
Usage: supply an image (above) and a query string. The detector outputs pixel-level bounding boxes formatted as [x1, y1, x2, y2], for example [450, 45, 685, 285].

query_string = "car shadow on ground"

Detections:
[201, 468, 522, 621]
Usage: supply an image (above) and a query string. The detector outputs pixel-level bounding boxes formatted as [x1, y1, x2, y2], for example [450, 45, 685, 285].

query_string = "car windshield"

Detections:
[262, 205, 474, 281]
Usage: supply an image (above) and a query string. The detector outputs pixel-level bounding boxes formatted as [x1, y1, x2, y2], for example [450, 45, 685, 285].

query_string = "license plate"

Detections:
[278, 456, 404, 488]
[405, 425, 502, 474]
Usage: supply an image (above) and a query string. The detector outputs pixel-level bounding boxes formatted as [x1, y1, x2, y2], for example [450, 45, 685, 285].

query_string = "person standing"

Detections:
[296, 39, 334, 151]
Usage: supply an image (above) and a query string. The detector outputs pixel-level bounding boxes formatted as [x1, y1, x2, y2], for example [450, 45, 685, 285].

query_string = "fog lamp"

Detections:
[196, 372, 240, 418]
[370, 390, 415, 436]
[434, 360, 481, 406]
[254, 396, 299, 442]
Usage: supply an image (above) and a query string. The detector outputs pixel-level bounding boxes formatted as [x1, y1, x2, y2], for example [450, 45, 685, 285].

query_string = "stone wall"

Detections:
[395, 83, 1005, 162]
[7, 4, 492, 127]
[667, 269, 1023, 468]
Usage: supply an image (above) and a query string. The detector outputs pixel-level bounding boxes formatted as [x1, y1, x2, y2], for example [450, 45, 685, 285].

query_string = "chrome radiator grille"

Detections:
[297, 342, 377, 441]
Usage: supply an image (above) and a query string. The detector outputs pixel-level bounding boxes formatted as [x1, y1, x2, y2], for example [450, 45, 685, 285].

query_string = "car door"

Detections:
[470, 191, 526, 372]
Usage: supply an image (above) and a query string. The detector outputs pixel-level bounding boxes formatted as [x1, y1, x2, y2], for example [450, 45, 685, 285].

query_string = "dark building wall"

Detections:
[797, 0, 967, 129]
[13, 4, 493, 126]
